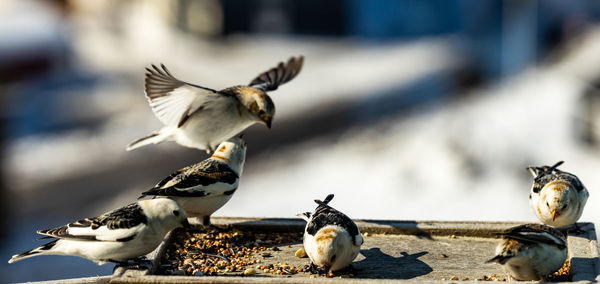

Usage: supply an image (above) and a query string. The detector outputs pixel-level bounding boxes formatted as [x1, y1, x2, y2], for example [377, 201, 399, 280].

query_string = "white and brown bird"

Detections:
[487, 223, 567, 281]
[126, 56, 304, 153]
[9, 199, 189, 265]
[528, 161, 589, 227]
[298, 194, 363, 276]
[139, 136, 246, 225]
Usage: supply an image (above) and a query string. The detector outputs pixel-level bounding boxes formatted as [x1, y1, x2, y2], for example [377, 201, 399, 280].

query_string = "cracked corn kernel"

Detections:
[295, 248, 307, 258]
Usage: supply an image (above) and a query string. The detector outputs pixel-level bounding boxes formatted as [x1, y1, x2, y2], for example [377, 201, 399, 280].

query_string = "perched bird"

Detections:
[126, 56, 304, 153]
[9, 199, 189, 265]
[486, 223, 567, 281]
[298, 194, 363, 275]
[139, 136, 246, 226]
[528, 161, 589, 227]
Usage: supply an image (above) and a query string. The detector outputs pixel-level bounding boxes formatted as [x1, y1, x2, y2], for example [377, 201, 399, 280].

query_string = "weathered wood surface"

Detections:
[109, 218, 599, 283]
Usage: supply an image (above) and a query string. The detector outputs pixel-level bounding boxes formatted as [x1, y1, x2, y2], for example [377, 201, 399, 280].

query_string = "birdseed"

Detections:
[156, 227, 307, 276]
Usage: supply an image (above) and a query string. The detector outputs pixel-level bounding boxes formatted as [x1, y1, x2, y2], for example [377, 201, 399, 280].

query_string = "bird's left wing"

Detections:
[502, 224, 566, 249]
[145, 64, 232, 128]
[37, 203, 148, 242]
[249, 56, 304, 91]
[140, 159, 239, 197]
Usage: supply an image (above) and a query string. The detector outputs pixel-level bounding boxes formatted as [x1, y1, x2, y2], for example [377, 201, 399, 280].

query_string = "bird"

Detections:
[297, 194, 363, 276]
[126, 56, 304, 153]
[139, 135, 246, 226]
[9, 199, 189, 265]
[486, 223, 567, 281]
[528, 161, 589, 227]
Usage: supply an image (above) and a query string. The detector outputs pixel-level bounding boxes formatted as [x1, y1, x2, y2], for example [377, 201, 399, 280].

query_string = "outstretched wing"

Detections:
[144, 64, 233, 128]
[249, 56, 304, 91]
[37, 203, 148, 242]
[140, 159, 239, 197]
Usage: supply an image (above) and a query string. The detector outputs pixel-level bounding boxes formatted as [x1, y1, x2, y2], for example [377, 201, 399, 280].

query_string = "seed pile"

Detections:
[548, 259, 571, 282]
[157, 227, 305, 276]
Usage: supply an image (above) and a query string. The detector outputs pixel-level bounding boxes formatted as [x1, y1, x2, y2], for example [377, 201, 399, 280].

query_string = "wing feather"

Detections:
[140, 159, 239, 198]
[144, 64, 221, 127]
[36, 203, 147, 242]
[249, 56, 304, 91]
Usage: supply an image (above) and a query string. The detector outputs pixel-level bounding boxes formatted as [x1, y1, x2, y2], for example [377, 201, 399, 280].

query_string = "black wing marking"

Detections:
[249, 56, 304, 91]
[140, 159, 238, 197]
[501, 224, 566, 249]
[528, 161, 585, 193]
[145, 64, 186, 100]
[37, 203, 147, 241]
[306, 194, 360, 244]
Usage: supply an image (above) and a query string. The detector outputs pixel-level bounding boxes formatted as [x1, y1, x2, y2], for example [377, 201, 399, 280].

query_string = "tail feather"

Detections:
[314, 194, 334, 206]
[126, 129, 171, 151]
[8, 240, 58, 264]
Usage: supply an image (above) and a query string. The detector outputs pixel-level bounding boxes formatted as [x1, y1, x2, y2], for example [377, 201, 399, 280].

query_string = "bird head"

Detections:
[237, 86, 275, 128]
[540, 180, 577, 222]
[212, 135, 247, 175]
[142, 199, 190, 231]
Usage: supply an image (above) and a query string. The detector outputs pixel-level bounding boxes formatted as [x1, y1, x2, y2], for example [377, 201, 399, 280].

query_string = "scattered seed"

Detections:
[244, 268, 256, 275]
[295, 248, 308, 258]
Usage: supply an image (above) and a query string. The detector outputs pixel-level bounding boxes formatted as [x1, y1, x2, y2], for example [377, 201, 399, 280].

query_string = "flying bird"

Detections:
[487, 223, 567, 281]
[528, 161, 589, 227]
[127, 56, 304, 153]
[139, 136, 246, 226]
[9, 199, 189, 265]
[298, 194, 363, 276]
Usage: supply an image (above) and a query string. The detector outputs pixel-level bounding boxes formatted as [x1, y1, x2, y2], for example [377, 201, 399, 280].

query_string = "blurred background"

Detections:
[1, 0, 600, 281]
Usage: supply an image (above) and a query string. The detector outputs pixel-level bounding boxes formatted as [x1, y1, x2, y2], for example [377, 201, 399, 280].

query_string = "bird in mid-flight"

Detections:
[528, 161, 589, 227]
[139, 136, 246, 226]
[9, 199, 189, 265]
[127, 56, 304, 153]
[298, 194, 363, 276]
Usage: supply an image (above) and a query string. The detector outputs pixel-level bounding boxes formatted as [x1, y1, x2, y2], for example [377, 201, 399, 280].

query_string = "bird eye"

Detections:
[258, 110, 266, 116]
[546, 202, 550, 207]
[173, 210, 180, 216]
[561, 204, 567, 210]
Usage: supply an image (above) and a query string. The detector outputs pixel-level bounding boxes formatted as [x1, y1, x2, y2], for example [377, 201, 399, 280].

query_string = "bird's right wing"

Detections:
[144, 64, 232, 128]
[37, 203, 148, 242]
[140, 159, 239, 197]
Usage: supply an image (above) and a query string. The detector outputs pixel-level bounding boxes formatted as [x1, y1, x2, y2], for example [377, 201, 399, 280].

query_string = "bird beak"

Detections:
[182, 218, 191, 229]
[325, 266, 333, 278]
[551, 210, 558, 221]
[263, 118, 272, 129]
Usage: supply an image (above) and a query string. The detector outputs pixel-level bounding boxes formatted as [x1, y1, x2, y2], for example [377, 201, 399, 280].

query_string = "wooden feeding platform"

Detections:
[102, 218, 600, 283]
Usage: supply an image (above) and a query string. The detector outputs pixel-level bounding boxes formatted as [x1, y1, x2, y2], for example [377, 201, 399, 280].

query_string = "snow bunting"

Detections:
[528, 161, 589, 227]
[139, 136, 246, 225]
[9, 199, 189, 265]
[487, 223, 567, 281]
[298, 194, 363, 275]
[126, 56, 304, 153]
